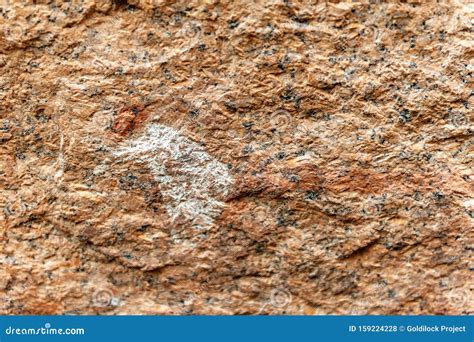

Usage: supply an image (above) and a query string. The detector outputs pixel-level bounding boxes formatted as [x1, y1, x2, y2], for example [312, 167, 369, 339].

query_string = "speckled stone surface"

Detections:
[0, 0, 472, 315]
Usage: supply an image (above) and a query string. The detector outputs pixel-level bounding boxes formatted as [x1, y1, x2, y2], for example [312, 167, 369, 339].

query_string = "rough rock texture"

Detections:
[0, 0, 472, 315]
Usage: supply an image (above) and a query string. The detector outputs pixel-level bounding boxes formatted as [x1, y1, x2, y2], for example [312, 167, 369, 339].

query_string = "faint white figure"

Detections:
[112, 123, 233, 229]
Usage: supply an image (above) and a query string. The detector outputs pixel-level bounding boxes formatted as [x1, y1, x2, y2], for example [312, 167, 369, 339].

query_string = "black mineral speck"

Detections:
[188, 109, 199, 118]
[276, 151, 286, 160]
[433, 191, 445, 201]
[0, 121, 9, 132]
[227, 19, 239, 29]
[224, 101, 237, 113]
[242, 121, 253, 129]
[305, 190, 320, 200]
[398, 108, 411, 123]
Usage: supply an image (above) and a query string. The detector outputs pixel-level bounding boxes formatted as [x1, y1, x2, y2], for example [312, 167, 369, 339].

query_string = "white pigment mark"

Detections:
[54, 131, 64, 182]
[112, 124, 233, 229]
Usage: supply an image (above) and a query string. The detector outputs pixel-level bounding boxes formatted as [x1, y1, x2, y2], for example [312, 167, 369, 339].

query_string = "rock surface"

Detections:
[0, 0, 472, 314]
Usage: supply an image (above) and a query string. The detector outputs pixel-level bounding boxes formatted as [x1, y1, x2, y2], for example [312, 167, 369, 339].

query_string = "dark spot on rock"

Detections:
[433, 191, 445, 201]
[227, 19, 239, 29]
[305, 190, 320, 200]
[280, 87, 296, 102]
[276, 151, 286, 160]
[289, 175, 298, 183]
[241, 145, 253, 155]
[224, 101, 237, 113]
[398, 108, 411, 123]
[188, 108, 199, 118]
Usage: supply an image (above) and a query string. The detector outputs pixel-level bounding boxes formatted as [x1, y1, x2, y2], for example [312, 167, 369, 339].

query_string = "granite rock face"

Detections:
[0, 0, 472, 314]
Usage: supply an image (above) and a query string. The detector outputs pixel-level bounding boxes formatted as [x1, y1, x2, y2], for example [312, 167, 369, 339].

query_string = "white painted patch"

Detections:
[54, 131, 64, 181]
[112, 124, 233, 229]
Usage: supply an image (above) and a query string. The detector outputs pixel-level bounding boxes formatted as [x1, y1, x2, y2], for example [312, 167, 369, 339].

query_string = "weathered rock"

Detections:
[0, 0, 472, 314]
